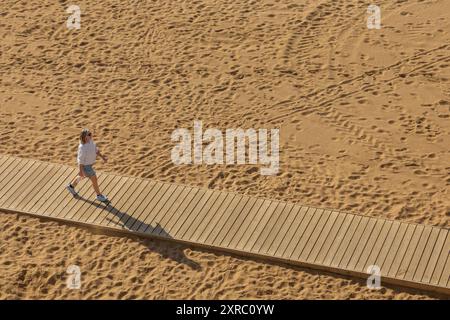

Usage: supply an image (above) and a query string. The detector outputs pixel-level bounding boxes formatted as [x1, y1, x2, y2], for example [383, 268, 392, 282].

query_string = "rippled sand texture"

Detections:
[0, 0, 449, 299]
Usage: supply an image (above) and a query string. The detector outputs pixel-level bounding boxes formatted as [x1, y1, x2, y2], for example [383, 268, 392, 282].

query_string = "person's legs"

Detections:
[70, 175, 83, 188]
[89, 175, 101, 195]
[67, 173, 83, 196]
[68, 165, 107, 201]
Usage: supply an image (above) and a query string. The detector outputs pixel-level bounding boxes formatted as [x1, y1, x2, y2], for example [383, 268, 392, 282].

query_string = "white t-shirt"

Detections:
[77, 140, 98, 165]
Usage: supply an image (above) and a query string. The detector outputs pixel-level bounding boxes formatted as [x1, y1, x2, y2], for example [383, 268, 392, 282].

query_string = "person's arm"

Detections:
[77, 145, 86, 176]
[96, 148, 108, 163]
[79, 163, 85, 177]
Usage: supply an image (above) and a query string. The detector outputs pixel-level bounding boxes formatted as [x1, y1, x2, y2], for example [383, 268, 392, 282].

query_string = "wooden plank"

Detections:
[421, 229, 448, 283]
[403, 226, 433, 281]
[6, 164, 61, 210]
[345, 218, 378, 270]
[329, 215, 364, 268]
[0, 160, 40, 207]
[337, 216, 370, 269]
[133, 183, 178, 233]
[362, 220, 394, 272]
[15, 165, 66, 212]
[234, 199, 274, 251]
[298, 209, 334, 262]
[438, 253, 450, 287]
[47, 172, 93, 218]
[264, 203, 297, 256]
[82, 175, 124, 223]
[1, 154, 449, 295]
[0, 159, 37, 205]
[1, 158, 30, 179]
[386, 224, 417, 278]
[1, 161, 51, 208]
[212, 195, 252, 246]
[306, 210, 339, 263]
[160, 187, 199, 236]
[26, 166, 75, 214]
[0, 157, 17, 183]
[0, 162, 44, 206]
[154, 186, 194, 236]
[353, 219, 386, 272]
[121, 181, 163, 231]
[0, 159, 10, 178]
[395, 224, 425, 279]
[59, 173, 99, 219]
[70, 174, 117, 222]
[430, 231, 450, 286]
[142, 183, 188, 235]
[296, 209, 331, 261]
[152, 187, 204, 237]
[89, 175, 135, 225]
[190, 192, 229, 243]
[241, 201, 280, 252]
[110, 179, 154, 226]
[159, 186, 201, 237]
[38, 168, 84, 216]
[269, 205, 305, 258]
[22, 166, 72, 213]
[379, 223, 409, 274]
[224, 199, 265, 249]
[118, 180, 157, 229]
[198, 192, 240, 244]
[314, 211, 347, 265]
[371, 221, 401, 272]
[176, 189, 217, 239]
[63, 172, 109, 221]
[182, 191, 222, 240]
[204, 191, 242, 245]
[291, 208, 327, 260]
[0, 155, 12, 171]
[322, 214, 355, 267]
[0, 157, 21, 186]
[218, 196, 258, 248]
[137, 183, 180, 233]
[104, 178, 152, 227]
[281, 207, 317, 259]
[0, 154, 8, 163]
[226, 198, 265, 249]
[246, 202, 286, 253]
[96, 176, 139, 226]
[413, 227, 441, 282]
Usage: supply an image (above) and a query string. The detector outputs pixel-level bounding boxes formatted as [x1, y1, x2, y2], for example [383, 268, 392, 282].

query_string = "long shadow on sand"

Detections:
[72, 194, 201, 270]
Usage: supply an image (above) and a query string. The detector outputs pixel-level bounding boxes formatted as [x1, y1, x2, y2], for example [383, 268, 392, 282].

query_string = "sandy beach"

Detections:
[0, 0, 449, 299]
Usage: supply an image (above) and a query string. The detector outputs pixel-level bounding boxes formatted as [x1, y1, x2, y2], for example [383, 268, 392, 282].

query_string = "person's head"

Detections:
[80, 128, 92, 144]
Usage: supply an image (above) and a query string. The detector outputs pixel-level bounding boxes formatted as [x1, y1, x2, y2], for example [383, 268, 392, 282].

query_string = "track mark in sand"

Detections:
[328, 0, 429, 77]
[269, 44, 450, 115]
[294, 58, 449, 154]
[270, 46, 450, 164]
[281, 1, 353, 65]
[280, 0, 406, 76]
[308, 0, 450, 153]
[270, 43, 450, 125]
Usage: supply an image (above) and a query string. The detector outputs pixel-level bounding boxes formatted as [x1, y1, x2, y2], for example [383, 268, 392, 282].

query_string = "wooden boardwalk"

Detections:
[0, 154, 448, 295]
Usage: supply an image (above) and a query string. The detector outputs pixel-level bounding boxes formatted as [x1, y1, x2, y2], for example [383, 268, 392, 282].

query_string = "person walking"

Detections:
[66, 128, 109, 202]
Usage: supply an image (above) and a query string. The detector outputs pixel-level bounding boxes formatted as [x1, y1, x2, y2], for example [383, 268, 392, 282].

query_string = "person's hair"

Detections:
[80, 129, 90, 144]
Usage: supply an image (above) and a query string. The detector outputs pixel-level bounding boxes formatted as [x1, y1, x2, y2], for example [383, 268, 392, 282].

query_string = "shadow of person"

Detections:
[73, 195, 201, 270]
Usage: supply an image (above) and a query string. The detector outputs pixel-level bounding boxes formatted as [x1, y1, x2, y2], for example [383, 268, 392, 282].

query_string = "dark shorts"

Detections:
[82, 165, 96, 177]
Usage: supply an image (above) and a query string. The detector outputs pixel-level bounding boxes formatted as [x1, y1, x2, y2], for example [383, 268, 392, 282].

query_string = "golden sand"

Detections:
[0, 0, 448, 299]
